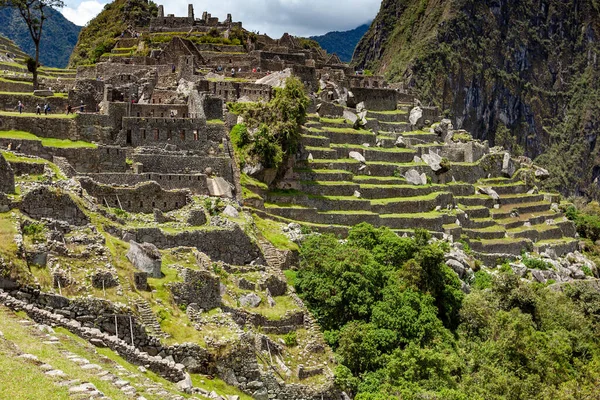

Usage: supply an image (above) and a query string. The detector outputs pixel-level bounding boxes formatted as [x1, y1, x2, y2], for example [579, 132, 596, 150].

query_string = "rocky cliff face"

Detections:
[354, 0, 600, 197]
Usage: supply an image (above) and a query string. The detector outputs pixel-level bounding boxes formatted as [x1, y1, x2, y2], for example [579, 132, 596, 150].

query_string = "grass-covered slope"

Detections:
[353, 0, 600, 198]
[0, 6, 80, 68]
[69, 0, 158, 67]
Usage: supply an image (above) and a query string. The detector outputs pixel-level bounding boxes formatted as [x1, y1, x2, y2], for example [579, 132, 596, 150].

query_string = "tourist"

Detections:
[43, 103, 50, 115]
[170, 111, 175, 119]
[80, 101, 85, 113]
[36, 104, 41, 115]
[231, 68, 235, 77]
[172, 64, 176, 73]
[66, 104, 72, 115]
[17, 100, 23, 114]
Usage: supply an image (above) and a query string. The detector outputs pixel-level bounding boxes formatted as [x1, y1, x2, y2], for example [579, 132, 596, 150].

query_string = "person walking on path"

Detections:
[36, 104, 41, 115]
[79, 100, 85, 113]
[66, 104, 72, 115]
[43, 103, 49, 115]
[17, 101, 23, 114]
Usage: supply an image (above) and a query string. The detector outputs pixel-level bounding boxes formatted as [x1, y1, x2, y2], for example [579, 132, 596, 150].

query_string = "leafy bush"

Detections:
[22, 222, 45, 242]
[566, 204, 600, 242]
[227, 77, 309, 173]
[283, 331, 298, 347]
[522, 255, 552, 270]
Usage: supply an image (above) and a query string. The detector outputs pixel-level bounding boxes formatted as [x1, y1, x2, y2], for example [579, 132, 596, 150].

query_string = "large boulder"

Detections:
[405, 169, 427, 186]
[239, 292, 262, 308]
[422, 151, 443, 172]
[349, 151, 366, 164]
[126, 241, 162, 278]
[258, 274, 287, 297]
[434, 119, 453, 142]
[0, 153, 14, 194]
[478, 186, 500, 202]
[207, 177, 233, 198]
[502, 153, 516, 177]
[409, 106, 424, 127]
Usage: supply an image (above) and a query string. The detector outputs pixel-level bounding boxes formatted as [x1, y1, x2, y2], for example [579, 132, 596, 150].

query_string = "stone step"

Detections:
[352, 175, 407, 185]
[294, 168, 354, 182]
[470, 238, 533, 255]
[465, 217, 497, 229]
[489, 182, 530, 195]
[303, 146, 338, 160]
[534, 238, 579, 256]
[463, 227, 507, 240]
[358, 184, 450, 200]
[366, 110, 409, 123]
[491, 202, 552, 219]
[507, 223, 564, 242]
[456, 195, 496, 208]
[300, 181, 360, 197]
[499, 193, 546, 206]
[319, 129, 377, 146]
[330, 145, 417, 163]
[300, 134, 330, 148]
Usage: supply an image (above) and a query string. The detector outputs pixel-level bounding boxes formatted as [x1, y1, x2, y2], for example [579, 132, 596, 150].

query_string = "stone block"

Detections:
[0, 153, 15, 194]
[126, 241, 162, 278]
[134, 272, 149, 291]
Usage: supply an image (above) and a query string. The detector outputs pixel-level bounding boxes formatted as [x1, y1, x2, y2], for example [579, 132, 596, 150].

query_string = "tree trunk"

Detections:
[33, 41, 40, 90]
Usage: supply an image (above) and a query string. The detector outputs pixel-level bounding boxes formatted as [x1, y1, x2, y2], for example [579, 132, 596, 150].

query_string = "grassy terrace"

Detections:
[0, 91, 68, 98]
[0, 130, 96, 149]
[1, 151, 66, 179]
[330, 143, 415, 153]
[368, 109, 408, 115]
[0, 111, 77, 119]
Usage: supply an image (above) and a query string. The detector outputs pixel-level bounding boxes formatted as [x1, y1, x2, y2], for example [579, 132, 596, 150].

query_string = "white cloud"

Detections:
[61, 0, 380, 35]
[61, 1, 108, 27]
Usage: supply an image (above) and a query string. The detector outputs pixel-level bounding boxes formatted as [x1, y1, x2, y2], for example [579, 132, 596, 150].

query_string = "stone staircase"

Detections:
[246, 105, 579, 262]
[134, 299, 168, 339]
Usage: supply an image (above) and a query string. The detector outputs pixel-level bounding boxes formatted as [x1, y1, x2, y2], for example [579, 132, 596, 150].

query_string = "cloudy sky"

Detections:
[61, 0, 381, 37]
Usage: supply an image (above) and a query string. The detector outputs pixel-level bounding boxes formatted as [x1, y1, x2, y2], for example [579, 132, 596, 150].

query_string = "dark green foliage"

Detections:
[566, 204, 600, 242]
[227, 77, 309, 171]
[310, 24, 370, 63]
[0, 6, 79, 68]
[296, 223, 600, 398]
[283, 331, 298, 347]
[522, 255, 553, 271]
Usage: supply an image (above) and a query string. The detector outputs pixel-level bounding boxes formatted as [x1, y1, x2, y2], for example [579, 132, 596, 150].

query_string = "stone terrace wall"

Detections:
[133, 154, 234, 182]
[110, 224, 264, 266]
[0, 139, 126, 173]
[85, 172, 209, 195]
[0, 115, 77, 139]
[0, 93, 69, 113]
[79, 179, 189, 213]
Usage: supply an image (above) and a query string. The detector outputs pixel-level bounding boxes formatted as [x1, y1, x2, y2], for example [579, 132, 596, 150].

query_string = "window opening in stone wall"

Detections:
[175, 202, 179, 207]
[140, 201, 143, 208]
[167, 130, 172, 140]
[163, 202, 167, 208]
[154, 129, 159, 140]
[141, 129, 146, 140]
[180, 130, 186, 140]
[152, 202, 155, 208]
[126, 130, 132, 145]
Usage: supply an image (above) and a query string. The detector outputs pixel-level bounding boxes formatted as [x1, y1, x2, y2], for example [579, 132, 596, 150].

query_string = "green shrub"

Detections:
[22, 222, 45, 242]
[522, 255, 552, 270]
[283, 331, 298, 347]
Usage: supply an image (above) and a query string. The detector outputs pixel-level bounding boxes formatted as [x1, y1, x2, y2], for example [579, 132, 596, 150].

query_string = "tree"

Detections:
[0, 0, 65, 89]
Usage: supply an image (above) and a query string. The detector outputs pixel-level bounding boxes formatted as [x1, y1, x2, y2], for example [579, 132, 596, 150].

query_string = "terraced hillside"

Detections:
[244, 102, 577, 265]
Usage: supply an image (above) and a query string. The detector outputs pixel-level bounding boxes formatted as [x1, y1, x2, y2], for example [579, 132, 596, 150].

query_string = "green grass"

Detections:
[253, 214, 299, 251]
[240, 173, 268, 190]
[1, 151, 66, 179]
[0, 130, 96, 148]
[0, 111, 77, 119]
[320, 117, 348, 124]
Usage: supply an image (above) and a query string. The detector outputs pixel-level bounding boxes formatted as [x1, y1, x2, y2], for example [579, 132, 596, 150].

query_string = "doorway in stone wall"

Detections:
[126, 130, 132, 145]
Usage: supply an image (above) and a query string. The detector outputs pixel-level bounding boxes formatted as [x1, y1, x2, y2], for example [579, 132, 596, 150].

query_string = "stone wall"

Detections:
[79, 179, 189, 213]
[170, 268, 221, 310]
[349, 87, 399, 111]
[0, 152, 15, 194]
[110, 224, 264, 266]
[0, 139, 126, 173]
[133, 154, 234, 182]
[121, 118, 226, 151]
[20, 186, 89, 226]
[0, 93, 68, 113]
[206, 81, 272, 103]
[0, 115, 77, 140]
[85, 172, 209, 195]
